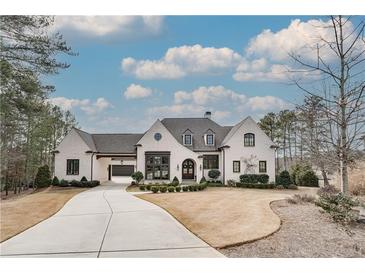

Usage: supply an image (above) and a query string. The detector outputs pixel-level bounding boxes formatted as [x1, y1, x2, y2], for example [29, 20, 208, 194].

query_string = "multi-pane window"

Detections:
[244, 133, 255, 147]
[206, 134, 214, 145]
[67, 159, 79, 175]
[145, 155, 170, 180]
[203, 155, 219, 169]
[233, 161, 240, 173]
[184, 134, 192, 145]
[259, 161, 267, 173]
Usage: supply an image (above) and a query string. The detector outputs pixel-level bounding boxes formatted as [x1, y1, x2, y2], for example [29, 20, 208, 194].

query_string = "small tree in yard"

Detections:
[171, 176, 179, 186]
[35, 165, 51, 188]
[131, 171, 143, 184]
[208, 169, 221, 180]
[277, 170, 291, 187]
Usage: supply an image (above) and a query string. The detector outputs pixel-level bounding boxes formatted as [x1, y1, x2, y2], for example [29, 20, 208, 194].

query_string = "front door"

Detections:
[182, 159, 194, 179]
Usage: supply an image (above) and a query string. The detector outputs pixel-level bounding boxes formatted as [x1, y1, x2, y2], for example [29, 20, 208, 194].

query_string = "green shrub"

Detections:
[287, 184, 298, 190]
[208, 169, 221, 180]
[193, 185, 199, 191]
[276, 185, 285, 190]
[151, 186, 159, 193]
[59, 179, 69, 187]
[52, 176, 59, 186]
[289, 163, 309, 184]
[182, 186, 189, 192]
[315, 186, 360, 224]
[199, 176, 207, 184]
[139, 185, 146, 191]
[80, 176, 88, 182]
[188, 185, 194, 191]
[146, 184, 152, 191]
[160, 186, 167, 193]
[70, 180, 80, 187]
[34, 165, 51, 188]
[168, 186, 175, 192]
[200, 182, 208, 190]
[239, 174, 269, 184]
[227, 179, 236, 187]
[131, 171, 144, 184]
[276, 170, 291, 187]
[175, 186, 181, 192]
[171, 176, 179, 186]
[297, 170, 319, 187]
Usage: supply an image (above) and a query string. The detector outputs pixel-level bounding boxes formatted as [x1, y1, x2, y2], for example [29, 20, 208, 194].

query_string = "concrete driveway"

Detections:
[0, 182, 223, 258]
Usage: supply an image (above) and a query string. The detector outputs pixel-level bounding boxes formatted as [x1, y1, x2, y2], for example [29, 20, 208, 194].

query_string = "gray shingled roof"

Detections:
[92, 133, 143, 153]
[74, 128, 142, 154]
[161, 118, 233, 151]
[74, 128, 97, 151]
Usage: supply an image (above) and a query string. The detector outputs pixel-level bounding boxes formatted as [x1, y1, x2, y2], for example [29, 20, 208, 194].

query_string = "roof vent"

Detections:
[204, 111, 212, 119]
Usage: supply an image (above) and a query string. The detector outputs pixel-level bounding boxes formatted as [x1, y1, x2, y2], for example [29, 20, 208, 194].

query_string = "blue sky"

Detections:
[46, 15, 342, 133]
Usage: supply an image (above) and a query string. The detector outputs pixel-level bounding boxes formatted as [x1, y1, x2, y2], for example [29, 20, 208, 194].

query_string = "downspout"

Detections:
[222, 148, 225, 185]
[90, 152, 94, 181]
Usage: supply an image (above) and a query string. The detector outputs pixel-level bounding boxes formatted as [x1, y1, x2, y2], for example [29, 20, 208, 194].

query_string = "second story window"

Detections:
[244, 133, 255, 147]
[184, 134, 192, 146]
[206, 134, 214, 145]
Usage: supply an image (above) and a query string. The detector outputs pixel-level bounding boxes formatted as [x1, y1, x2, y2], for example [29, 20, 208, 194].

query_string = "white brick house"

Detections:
[54, 112, 276, 184]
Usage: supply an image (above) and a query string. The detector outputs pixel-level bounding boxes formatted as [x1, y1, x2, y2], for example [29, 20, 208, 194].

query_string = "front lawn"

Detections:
[0, 186, 85, 242]
[136, 187, 316, 248]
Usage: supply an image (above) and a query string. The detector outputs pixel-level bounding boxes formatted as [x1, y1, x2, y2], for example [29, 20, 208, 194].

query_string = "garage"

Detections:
[109, 165, 134, 184]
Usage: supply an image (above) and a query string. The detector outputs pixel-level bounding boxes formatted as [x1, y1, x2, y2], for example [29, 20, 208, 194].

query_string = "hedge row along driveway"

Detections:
[137, 187, 318, 248]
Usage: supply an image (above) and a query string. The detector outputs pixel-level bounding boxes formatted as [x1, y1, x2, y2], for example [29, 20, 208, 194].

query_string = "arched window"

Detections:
[244, 133, 255, 147]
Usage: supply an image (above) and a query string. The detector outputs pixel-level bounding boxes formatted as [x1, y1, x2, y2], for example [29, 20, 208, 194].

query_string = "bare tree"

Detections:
[290, 16, 365, 193]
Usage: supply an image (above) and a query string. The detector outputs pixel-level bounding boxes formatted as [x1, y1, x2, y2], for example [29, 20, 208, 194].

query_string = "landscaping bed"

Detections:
[221, 199, 365, 257]
[0, 186, 86, 242]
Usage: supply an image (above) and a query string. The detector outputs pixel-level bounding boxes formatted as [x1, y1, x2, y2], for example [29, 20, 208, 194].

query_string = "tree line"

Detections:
[0, 16, 77, 192]
[259, 16, 365, 193]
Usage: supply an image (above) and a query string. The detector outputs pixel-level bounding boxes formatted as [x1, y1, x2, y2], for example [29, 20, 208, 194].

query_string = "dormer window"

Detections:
[183, 134, 192, 146]
[244, 133, 255, 147]
[206, 134, 214, 146]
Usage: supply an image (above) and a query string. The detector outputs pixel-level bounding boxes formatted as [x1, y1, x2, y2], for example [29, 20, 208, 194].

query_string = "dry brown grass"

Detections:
[330, 161, 365, 195]
[136, 187, 317, 248]
[0, 186, 85, 242]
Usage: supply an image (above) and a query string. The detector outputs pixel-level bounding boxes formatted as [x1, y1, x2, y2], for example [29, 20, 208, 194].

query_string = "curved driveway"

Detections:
[0, 182, 223, 258]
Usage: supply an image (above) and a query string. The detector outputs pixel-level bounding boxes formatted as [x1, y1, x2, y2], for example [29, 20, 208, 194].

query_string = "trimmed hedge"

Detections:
[168, 186, 175, 192]
[59, 179, 69, 187]
[297, 170, 319, 187]
[160, 186, 167, 193]
[80, 176, 88, 182]
[236, 182, 275, 189]
[199, 176, 207, 184]
[276, 170, 291, 187]
[151, 186, 159, 193]
[59, 179, 100, 188]
[52, 176, 59, 186]
[182, 186, 189, 192]
[171, 176, 179, 186]
[175, 186, 181, 192]
[208, 169, 221, 180]
[240, 174, 269, 184]
[139, 185, 146, 191]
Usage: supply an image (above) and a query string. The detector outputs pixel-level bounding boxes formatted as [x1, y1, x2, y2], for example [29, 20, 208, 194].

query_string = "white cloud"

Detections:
[147, 104, 205, 118]
[212, 110, 231, 120]
[174, 85, 246, 105]
[48, 97, 112, 115]
[51, 16, 164, 39]
[122, 44, 242, 79]
[124, 84, 153, 99]
[235, 18, 363, 82]
[246, 96, 290, 111]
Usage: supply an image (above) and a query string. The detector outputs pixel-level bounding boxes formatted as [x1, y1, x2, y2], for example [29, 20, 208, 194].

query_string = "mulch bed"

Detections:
[220, 200, 365, 257]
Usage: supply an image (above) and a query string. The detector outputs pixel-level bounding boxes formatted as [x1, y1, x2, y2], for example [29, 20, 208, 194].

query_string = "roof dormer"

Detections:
[204, 128, 215, 146]
[182, 129, 193, 146]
